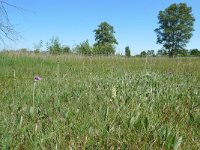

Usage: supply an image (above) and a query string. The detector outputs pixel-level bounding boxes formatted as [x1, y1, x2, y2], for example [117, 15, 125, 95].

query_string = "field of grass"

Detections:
[0, 52, 199, 149]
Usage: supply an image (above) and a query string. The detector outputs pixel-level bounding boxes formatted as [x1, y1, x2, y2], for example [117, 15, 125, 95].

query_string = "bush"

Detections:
[93, 44, 115, 55]
[125, 46, 131, 57]
[19, 48, 28, 53]
[75, 40, 92, 55]
[190, 49, 200, 56]
[62, 46, 71, 54]
[140, 51, 147, 57]
[47, 37, 62, 54]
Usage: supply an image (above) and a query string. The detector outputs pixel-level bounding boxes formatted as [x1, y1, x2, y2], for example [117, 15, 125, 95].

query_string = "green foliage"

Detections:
[155, 3, 195, 57]
[190, 49, 200, 56]
[140, 50, 147, 57]
[177, 49, 189, 57]
[62, 46, 71, 54]
[156, 49, 168, 56]
[94, 22, 118, 46]
[75, 40, 92, 55]
[93, 22, 118, 55]
[47, 37, 62, 54]
[93, 44, 115, 55]
[125, 46, 131, 57]
[19, 48, 28, 53]
[147, 50, 155, 56]
[0, 53, 200, 149]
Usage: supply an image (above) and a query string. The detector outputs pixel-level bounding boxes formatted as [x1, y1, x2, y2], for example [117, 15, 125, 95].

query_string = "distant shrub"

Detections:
[75, 40, 92, 55]
[47, 37, 62, 54]
[19, 48, 28, 53]
[62, 46, 71, 54]
[93, 44, 115, 55]
[190, 49, 200, 56]
[140, 51, 147, 57]
[125, 46, 131, 57]
[147, 50, 155, 56]
[156, 49, 168, 56]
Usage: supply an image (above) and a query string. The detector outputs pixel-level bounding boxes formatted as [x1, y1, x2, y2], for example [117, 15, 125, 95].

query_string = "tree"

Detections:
[178, 49, 189, 57]
[19, 48, 28, 53]
[155, 3, 195, 57]
[0, 1, 22, 43]
[125, 46, 131, 57]
[62, 46, 71, 54]
[147, 50, 155, 56]
[93, 22, 118, 55]
[140, 51, 147, 57]
[47, 37, 62, 54]
[190, 49, 200, 56]
[156, 49, 168, 56]
[75, 40, 92, 55]
[93, 44, 114, 55]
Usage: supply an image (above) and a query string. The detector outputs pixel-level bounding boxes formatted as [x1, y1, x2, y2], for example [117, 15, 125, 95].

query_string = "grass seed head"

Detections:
[112, 86, 117, 99]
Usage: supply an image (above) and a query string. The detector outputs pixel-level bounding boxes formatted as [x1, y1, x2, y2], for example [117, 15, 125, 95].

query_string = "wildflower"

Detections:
[33, 75, 41, 107]
[34, 75, 41, 82]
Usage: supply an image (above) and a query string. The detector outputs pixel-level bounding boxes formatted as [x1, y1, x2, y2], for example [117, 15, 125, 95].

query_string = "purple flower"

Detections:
[34, 75, 41, 82]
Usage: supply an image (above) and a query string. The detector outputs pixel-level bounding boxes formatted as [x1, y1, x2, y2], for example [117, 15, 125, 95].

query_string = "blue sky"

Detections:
[2, 0, 200, 54]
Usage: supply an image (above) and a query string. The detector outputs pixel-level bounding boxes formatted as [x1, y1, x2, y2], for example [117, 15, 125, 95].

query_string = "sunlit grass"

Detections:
[0, 52, 199, 149]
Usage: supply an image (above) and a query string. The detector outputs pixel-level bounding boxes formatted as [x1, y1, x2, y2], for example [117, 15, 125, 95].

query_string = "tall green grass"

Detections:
[0, 52, 199, 149]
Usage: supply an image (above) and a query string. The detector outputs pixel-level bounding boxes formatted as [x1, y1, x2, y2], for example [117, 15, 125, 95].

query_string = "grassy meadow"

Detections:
[0, 52, 199, 149]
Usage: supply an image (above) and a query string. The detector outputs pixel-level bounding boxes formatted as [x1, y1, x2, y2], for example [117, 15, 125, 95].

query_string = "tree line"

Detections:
[138, 48, 200, 57]
[19, 22, 131, 57]
[0, 2, 197, 57]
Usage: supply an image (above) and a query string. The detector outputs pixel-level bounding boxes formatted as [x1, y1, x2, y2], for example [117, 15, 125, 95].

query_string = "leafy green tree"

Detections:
[93, 22, 118, 55]
[156, 49, 168, 56]
[62, 46, 71, 54]
[147, 50, 155, 56]
[47, 37, 62, 54]
[93, 44, 114, 55]
[140, 51, 147, 57]
[19, 48, 28, 53]
[75, 40, 92, 55]
[178, 49, 189, 57]
[190, 49, 200, 56]
[125, 46, 131, 57]
[155, 3, 195, 57]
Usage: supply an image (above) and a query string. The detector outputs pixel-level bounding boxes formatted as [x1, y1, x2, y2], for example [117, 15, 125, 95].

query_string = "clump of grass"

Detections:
[0, 52, 199, 149]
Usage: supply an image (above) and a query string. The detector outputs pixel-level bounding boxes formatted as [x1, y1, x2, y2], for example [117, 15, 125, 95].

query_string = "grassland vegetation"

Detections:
[0, 52, 199, 149]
